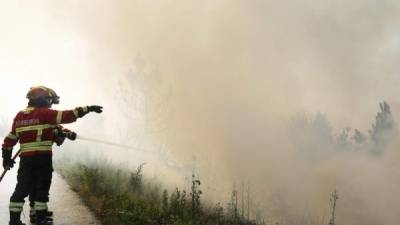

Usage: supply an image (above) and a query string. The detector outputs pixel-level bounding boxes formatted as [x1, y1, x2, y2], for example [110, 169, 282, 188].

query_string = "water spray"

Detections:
[76, 135, 149, 153]
[76, 135, 193, 175]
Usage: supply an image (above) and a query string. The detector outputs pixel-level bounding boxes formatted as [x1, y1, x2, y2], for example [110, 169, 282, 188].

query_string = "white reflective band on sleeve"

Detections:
[56, 111, 63, 124]
[73, 109, 79, 117]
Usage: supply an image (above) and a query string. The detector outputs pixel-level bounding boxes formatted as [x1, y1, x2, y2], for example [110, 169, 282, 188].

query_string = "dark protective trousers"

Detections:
[10, 155, 53, 204]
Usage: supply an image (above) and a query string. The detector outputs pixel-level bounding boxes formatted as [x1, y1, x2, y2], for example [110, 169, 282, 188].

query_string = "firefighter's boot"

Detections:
[36, 210, 54, 225]
[9, 211, 25, 225]
[30, 208, 53, 223]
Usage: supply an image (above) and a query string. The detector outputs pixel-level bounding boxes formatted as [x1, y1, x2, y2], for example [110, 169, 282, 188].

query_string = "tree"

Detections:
[369, 101, 395, 154]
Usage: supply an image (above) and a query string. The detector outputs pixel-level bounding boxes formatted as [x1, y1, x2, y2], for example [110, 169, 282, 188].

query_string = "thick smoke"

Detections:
[2, 1, 400, 224]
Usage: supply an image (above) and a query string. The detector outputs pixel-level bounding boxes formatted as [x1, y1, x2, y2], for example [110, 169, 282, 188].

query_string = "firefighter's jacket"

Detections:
[2, 106, 87, 157]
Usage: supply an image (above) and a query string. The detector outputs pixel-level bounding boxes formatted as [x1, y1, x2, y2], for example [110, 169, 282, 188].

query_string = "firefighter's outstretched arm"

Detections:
[45, 105, 103, 125]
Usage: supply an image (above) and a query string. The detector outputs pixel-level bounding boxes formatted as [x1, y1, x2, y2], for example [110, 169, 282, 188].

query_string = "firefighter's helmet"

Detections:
[48, 88, 60, 104]
[26, 86, 60, 104]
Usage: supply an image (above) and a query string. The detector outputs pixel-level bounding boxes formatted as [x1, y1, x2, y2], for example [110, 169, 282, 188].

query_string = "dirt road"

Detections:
[0, 168, 100, 225]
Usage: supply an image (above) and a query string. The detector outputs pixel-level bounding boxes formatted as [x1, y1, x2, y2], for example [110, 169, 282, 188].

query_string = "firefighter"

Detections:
[2, 86, 103, 225]
[27, 88, 69, 224]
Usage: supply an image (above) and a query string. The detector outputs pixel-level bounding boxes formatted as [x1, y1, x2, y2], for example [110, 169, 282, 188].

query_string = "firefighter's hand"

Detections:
[55, 137, 66, 146]
[2, 149, 14, 170]
[88, 105, 103, 113]
[66, 132, 77, 141]
[2, 158, 15, 170]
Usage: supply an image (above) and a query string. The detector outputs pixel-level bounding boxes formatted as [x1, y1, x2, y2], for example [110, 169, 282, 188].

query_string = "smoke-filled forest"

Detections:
[1, 1, 400, 225]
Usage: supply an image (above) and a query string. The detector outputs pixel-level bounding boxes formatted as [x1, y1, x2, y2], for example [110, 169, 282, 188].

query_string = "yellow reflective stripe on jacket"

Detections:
[20, 141, 53, 153]
[20, 146, 52, 153]
[15, 124, 56, 133]
[36, 128, 43, 142]
[20, 141, 53, 148]
[6, 133, 18, 140]
[83, 106, 88, 113]
[56, 111, 63, 124]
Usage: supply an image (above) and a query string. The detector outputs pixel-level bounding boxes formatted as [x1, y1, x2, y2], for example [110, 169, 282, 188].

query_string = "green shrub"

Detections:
[56, 159, 259, 225]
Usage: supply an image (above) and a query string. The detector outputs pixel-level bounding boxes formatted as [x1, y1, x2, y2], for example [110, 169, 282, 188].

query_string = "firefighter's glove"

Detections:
[88, 105, 103, 114]
[3, 158, 15, 170]
[55, 137, 66, 146]
[66, 132, 77, 141]
[2, 149, 15, 170]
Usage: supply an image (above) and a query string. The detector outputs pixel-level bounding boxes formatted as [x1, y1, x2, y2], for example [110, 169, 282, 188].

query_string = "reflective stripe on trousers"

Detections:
[9, 202, 24, 212]
[34, 201, 48, 211]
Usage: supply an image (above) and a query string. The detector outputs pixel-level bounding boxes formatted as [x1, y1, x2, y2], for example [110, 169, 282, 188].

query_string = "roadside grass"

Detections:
[56, 159, 259, 225]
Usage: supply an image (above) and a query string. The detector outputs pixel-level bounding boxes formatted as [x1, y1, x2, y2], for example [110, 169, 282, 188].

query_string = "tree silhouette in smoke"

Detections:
[289, 101, 395, 158]
[368, 101, 395, 154]
[333, 101, 395, 154]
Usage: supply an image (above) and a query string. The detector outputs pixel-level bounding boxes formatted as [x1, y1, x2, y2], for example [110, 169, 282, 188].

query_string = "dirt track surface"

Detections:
[0, 168, 100, 225]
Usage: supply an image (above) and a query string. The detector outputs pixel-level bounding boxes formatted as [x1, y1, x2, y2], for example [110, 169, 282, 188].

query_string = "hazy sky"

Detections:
[1, 1, 400, 127]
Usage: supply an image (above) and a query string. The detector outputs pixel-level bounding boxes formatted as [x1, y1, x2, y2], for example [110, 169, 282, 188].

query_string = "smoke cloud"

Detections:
[1, 0, 400, 224]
